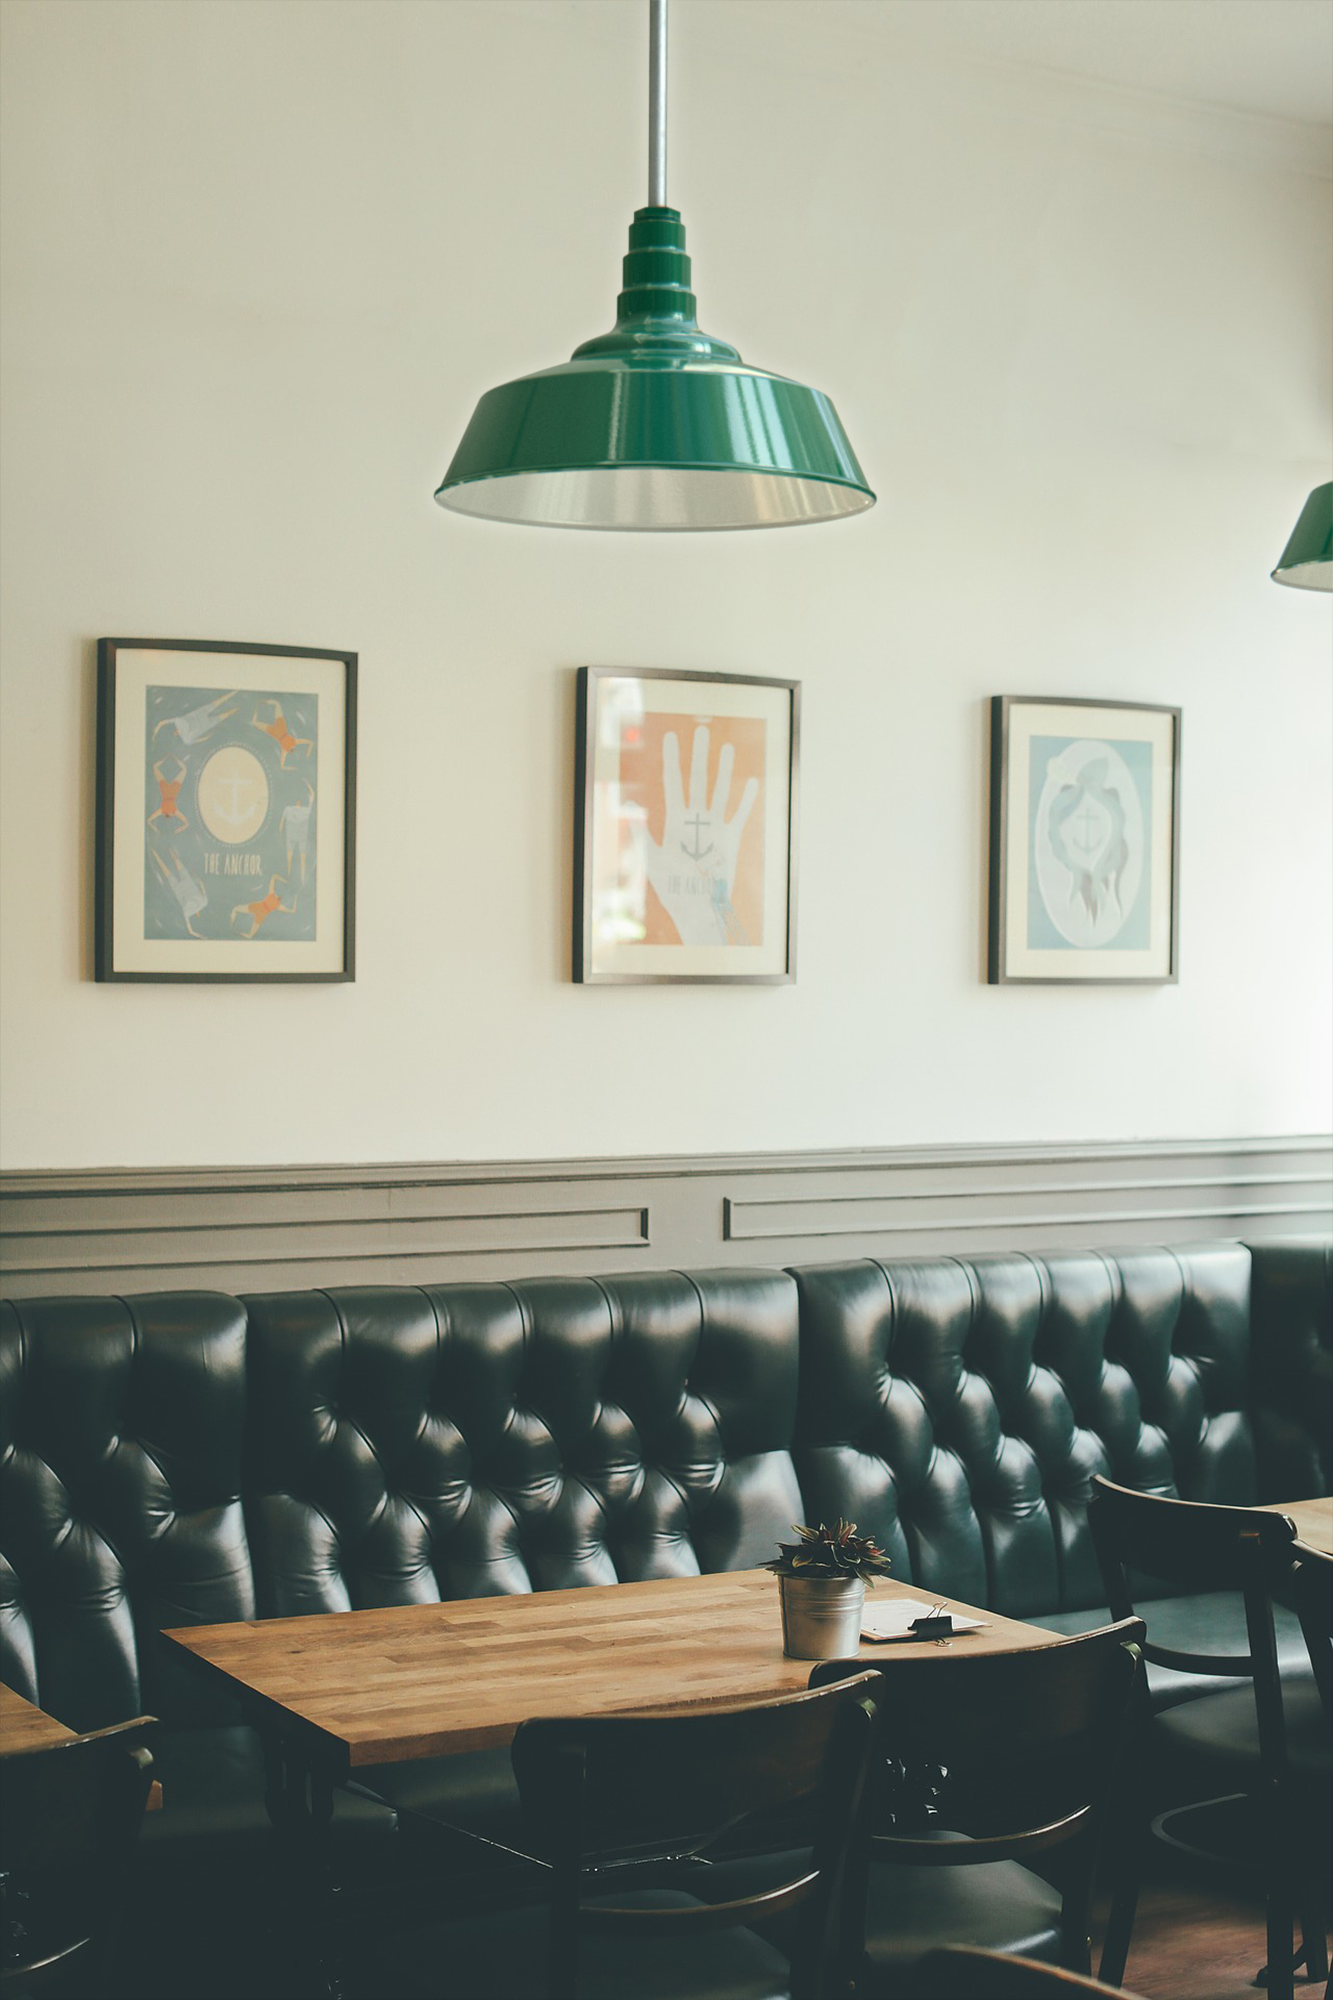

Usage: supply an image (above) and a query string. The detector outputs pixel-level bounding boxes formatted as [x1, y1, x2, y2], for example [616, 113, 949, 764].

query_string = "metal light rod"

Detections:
[649, 0, 668, 206]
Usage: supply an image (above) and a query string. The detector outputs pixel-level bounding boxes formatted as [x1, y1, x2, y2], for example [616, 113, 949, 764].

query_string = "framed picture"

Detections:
[95, 638, 356, 982]
[574, 666, 799, 984]
[988, 695, 1180, 985]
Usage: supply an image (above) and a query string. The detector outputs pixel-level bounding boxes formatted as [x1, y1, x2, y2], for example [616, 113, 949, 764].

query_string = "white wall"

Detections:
[1, 0, 1329, 1172]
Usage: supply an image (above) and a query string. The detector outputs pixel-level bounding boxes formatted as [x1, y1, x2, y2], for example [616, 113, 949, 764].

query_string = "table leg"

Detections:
[260, 1733, 348, 2000]
[306, 1766, 348, 2000]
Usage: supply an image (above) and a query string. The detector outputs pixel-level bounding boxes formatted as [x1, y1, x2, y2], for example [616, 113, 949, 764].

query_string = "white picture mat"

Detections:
[588, 673, 794, 979]
[109, 649, 348, 975]
[1003, 701, 1176, 981]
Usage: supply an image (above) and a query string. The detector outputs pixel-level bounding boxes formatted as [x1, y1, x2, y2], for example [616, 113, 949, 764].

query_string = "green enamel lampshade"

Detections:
[1271, 482, 1333, 590]
[435, 206, 874, 532]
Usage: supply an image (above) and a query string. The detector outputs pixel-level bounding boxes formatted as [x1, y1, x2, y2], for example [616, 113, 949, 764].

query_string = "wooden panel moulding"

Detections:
[2, 1137, 1329, 1299]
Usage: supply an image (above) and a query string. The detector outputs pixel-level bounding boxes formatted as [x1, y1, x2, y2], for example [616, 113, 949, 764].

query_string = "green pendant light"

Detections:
[1271, 482, 1333, 590]
[435, 0, 874, 532]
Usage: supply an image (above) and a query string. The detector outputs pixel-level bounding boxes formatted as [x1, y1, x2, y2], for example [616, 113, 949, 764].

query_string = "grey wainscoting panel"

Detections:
[1, 1137, 1330, 1298]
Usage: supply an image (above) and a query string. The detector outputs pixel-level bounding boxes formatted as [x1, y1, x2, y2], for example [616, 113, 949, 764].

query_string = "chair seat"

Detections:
[686, 1840, 1064, 1987]
[1039, 1595, 1313, 1711]
[362, 1888, 796, 2000]
[860, 1857, 1063, 1976]
[1154, 1678, 1333, 1788]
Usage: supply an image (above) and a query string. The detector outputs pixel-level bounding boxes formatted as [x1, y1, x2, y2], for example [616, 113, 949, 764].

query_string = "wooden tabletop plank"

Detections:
[1258, 1496, 1333, 1555]
[164, 1569, 1063, 1771]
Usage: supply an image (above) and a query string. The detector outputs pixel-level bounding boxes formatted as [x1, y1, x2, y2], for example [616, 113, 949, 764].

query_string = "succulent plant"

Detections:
[765, 1519, 893, 1585]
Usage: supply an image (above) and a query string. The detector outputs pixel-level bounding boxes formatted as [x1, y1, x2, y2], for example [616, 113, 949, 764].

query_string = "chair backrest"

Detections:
[917, 1946, 1151, 1998]
[509, 1672, 881, 2000]
[1088, 1475, 1297, 1679]
[811, 1620, 1144, 1866]
[0, 1716, 155, 1995]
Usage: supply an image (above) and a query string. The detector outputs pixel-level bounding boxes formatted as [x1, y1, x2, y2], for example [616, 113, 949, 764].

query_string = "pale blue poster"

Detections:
[1027, 735, 1152, 952]
[142, 684, 319, 942]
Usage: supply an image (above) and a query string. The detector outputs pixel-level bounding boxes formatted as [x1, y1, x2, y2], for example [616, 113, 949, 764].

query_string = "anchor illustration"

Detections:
[681, 813, 714, 862]
[1069, 799, 1109, 860]
[211, 775, 258, 825]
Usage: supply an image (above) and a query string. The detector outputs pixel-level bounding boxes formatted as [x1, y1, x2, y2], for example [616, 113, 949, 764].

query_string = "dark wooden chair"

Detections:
[361, 1672, 881, 2000]
[0, 1715, 156, 1999]
[1088, 1476, 1329, 2000]
[809, 1620, 1145, 2000]
[916, 1945, 1151, 1998]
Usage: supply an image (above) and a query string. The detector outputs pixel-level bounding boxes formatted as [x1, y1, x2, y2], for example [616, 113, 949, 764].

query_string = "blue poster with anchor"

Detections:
[142, 683, 319, 942]
[1026, 734, 1153, 952]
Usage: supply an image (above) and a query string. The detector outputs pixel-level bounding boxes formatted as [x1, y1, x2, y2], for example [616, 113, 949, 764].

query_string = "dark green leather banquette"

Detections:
[1, 1240, 1327, 1734]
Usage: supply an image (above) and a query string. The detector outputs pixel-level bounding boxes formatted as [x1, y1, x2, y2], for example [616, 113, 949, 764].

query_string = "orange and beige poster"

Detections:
[579, 669, 797, 983]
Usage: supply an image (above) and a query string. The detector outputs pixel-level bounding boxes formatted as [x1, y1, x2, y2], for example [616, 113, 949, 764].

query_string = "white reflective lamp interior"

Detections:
[438, 467, 877, 531]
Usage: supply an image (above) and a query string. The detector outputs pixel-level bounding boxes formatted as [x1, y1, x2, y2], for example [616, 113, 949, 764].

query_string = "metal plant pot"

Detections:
[777, 1572, 866, 1660]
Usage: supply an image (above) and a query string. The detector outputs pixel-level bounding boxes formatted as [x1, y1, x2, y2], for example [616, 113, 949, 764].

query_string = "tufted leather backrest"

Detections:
[243, 1270, 803, 1617]
[788, 1243, 1257, 1619]
[0, 1293, 254, 1731]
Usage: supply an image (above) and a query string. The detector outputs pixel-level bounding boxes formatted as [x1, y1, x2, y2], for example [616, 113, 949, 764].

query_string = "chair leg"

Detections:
[1260, 1807, 1294, 2000]
[1099, 1851, 1142, 1987]
[1255, 1940, 1327, 1997]
[1098, 1672, 1152, 1990]
[1098, 1785, 1147, 1988]
[1259, 1801, 1330, 2000]
[1299, 1892, 1329, 1984]
[1255, 1945, 1292, 1998]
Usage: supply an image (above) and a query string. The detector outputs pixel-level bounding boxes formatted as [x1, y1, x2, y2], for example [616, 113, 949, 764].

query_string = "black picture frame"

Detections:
[988, 694, 1181, 985]
[95, 637, 357, 982]
[574, 665, 800, 985]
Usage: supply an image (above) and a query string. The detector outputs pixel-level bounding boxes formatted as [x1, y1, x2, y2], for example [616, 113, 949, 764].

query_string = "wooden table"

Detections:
[1257, 1496, 1333, 1555]
[164, 1568, 1059, 1779]
[0, 1683, 162, 1809]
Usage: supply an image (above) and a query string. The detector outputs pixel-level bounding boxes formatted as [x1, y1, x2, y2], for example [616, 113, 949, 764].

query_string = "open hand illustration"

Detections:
[634, 724, 759, 945]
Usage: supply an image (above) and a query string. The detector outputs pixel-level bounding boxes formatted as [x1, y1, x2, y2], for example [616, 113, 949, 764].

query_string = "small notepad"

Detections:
[861, 1597, 986, 1643]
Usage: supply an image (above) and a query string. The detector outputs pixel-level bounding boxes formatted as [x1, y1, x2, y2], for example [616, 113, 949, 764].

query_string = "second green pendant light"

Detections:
[435, 0, 874, 532]
[1271, 482, 1333, 591]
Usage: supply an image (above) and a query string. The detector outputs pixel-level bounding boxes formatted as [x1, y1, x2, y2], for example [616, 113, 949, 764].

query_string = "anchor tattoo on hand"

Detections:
[633, 724, 759, 947]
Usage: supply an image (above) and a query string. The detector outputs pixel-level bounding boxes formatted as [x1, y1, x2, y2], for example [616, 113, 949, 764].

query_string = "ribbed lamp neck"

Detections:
[617, 206, 695, 320]
[572, 208, 741, 363]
